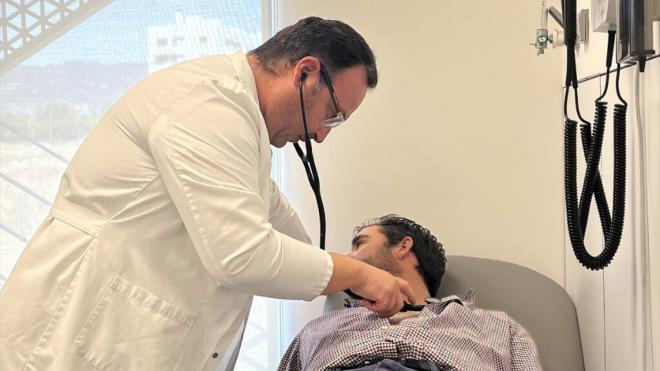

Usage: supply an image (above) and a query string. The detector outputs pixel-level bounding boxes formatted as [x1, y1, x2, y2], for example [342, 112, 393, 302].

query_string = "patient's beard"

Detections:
[360, 247, 401, 277]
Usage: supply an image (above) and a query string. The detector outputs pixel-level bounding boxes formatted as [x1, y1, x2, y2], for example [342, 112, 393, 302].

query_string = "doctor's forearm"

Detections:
[321, 253, 366, 295]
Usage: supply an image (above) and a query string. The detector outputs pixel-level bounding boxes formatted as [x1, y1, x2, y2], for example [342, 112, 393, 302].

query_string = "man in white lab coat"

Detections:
[0, 17, 414, 371]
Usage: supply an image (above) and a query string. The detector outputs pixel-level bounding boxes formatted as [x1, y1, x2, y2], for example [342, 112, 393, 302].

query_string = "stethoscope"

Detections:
[292, 72, 420, 312]
[292, 72, 326, 250]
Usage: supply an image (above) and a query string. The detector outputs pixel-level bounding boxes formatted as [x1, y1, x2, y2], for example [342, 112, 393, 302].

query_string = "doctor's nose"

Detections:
[313, 126, 332, 143]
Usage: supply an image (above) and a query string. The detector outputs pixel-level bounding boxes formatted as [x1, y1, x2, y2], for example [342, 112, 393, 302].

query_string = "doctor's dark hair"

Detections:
[354, 215, 447, 296]
[249, 17, 378, 88]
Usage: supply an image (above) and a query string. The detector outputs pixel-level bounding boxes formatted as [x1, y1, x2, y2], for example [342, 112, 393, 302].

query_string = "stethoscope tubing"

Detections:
[292, 75, 416, 311]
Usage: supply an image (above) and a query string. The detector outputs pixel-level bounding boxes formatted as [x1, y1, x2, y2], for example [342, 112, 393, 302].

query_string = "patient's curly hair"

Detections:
[354, 215, 447, 296]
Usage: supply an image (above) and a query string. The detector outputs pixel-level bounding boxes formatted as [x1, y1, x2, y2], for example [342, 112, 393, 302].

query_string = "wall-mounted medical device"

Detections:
[533, 0, 658, 63]
[616, 0, 656, 69]
[531, 0, 589, 54]
[533, 0, 657, 270]
[592, 0, 618, 31]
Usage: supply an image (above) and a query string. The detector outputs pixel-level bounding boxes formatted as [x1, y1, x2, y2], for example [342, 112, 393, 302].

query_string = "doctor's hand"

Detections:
[354, 263, 415, 317]
[323, 253, 415, 317]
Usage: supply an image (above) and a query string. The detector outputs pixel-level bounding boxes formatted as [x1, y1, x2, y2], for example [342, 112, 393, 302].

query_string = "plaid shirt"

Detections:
[278, 293, 542, 371]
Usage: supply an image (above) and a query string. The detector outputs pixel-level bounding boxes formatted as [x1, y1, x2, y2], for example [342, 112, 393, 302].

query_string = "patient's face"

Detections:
[349, 225, 401, 276]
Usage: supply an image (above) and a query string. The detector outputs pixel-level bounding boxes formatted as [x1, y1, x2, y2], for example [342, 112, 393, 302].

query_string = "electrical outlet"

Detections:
[591, 0, 617, 31]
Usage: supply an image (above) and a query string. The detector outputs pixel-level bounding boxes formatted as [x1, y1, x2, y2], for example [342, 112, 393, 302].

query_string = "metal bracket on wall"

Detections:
[0, 0, 113, 76]
[531, 5, 589, 55]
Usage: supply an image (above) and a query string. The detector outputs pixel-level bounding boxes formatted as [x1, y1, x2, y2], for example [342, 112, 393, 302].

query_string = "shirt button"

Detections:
[381, 325, 388, 330]
[212, 353, 219, 359]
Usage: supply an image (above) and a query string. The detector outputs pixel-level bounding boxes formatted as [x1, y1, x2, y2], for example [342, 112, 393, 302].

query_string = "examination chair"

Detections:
[324, 255, 585, 371]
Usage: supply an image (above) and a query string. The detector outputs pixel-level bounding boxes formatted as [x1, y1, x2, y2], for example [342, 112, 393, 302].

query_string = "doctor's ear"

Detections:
[295, 56, 321, 85]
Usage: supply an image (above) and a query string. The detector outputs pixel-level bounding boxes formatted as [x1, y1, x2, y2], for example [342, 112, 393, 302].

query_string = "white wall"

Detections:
[278, 1, 567, 281]
[276, 0, 568, 346]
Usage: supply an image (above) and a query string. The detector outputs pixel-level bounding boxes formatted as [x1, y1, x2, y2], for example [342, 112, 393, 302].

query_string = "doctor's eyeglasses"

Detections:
[319, 64, 345, 128]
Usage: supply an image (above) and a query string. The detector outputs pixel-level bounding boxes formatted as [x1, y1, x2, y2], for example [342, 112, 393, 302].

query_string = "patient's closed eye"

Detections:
[351, 238, 366, 251]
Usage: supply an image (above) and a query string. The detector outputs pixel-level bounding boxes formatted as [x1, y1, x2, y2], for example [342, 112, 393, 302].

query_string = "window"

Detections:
[0, 1, 282, 370]
[172, 36, 185, 46]
[154, 55, 169, 64]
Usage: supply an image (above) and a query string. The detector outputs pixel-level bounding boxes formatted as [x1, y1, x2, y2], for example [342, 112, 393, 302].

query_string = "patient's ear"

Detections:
[394, 236, 414, 259]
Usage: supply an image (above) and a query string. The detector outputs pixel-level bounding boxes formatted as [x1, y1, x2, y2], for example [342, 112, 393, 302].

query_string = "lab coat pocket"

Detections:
[74, 275, 196, 371]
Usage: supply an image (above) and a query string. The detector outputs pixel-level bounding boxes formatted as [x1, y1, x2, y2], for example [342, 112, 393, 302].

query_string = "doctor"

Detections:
[0, 16, 414, 371]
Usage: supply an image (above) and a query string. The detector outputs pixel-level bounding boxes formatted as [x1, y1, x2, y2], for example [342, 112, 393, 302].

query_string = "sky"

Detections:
[16, 0, 262, 66]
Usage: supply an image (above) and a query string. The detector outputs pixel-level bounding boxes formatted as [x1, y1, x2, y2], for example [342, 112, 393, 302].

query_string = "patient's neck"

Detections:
[398, 269, 431, 305]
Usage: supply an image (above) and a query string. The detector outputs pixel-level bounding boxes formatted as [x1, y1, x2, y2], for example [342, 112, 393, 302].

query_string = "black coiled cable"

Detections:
[577, 101, 609, 235]
[574, 31, 617, 235]
[563, 23, 627, 269]
[577, 116, 612, 235]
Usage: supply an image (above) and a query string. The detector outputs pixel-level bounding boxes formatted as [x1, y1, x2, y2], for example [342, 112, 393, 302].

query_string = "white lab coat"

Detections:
[0, 52, 333, 371]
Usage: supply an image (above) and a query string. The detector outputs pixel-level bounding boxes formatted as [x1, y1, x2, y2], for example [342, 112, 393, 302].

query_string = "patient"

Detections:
[278, 214, 542, 371]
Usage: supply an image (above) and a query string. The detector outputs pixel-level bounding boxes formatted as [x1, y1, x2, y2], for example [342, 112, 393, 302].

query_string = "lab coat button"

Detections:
[212, 353, 219, 358]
